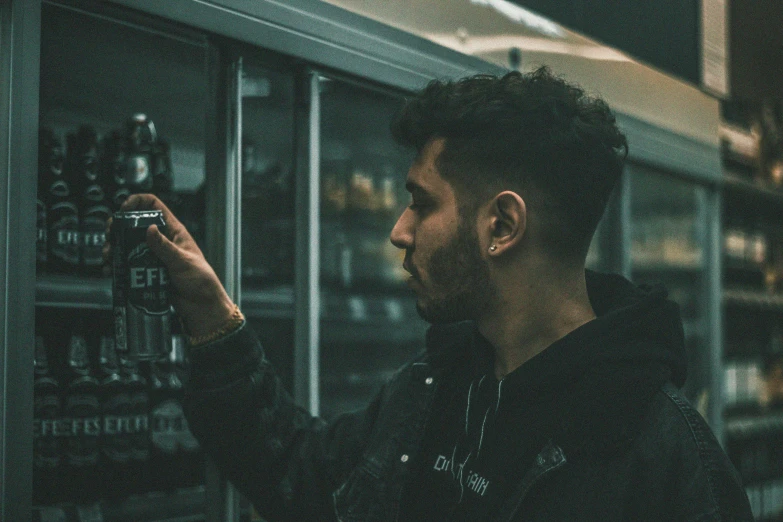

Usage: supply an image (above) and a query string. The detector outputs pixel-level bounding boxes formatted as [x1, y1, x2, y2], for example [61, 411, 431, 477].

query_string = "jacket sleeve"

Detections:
[183, 322, 384, 521]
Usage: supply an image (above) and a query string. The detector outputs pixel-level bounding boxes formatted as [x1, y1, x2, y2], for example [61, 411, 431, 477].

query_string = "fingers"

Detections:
[122, 194, 182, 229]
[146, 224, 189, 272]
[121, 193, 164, 212]
[122, 193, 187, 244]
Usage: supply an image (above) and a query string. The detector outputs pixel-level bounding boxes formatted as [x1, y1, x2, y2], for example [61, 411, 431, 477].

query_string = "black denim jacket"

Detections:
[183, 320, 752, 522]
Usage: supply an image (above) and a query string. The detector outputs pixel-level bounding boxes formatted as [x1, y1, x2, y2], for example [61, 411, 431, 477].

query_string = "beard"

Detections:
[412, 218, 496, 324]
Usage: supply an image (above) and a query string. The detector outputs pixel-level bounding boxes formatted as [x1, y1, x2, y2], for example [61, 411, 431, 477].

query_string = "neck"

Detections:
[477, 264, 595, 380]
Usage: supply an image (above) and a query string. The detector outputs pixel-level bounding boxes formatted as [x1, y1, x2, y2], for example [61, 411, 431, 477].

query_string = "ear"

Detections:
[486, 191, 526, 255]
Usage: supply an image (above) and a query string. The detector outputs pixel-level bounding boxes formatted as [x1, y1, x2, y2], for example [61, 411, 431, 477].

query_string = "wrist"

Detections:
[186, 303, 245, 347]
[181, 294, 237, 339]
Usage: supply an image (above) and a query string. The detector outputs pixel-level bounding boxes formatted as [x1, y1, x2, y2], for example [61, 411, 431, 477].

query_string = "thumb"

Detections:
[147, 224, 187, 271]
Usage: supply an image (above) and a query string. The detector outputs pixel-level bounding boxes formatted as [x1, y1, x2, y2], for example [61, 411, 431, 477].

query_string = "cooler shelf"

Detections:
[723, 289, 783, 310]
[36, 274, 112, 310]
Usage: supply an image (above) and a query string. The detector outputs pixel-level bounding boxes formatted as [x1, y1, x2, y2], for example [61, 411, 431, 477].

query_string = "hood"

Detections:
[425, 269, 688, 456]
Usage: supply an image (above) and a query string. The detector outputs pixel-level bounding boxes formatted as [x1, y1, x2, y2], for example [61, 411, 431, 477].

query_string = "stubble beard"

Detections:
[414, 219, 496, 324]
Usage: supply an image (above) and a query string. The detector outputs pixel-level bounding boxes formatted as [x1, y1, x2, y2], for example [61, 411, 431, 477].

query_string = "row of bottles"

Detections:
[33, 326, 202, 507]
[630, 215, 702, 268]
[37, 115, 173, 276]
[724, 356, 783, 411]
[723, 215, 783, 293]
[720, 99, 783, 187]
[318, 155, 407, 290]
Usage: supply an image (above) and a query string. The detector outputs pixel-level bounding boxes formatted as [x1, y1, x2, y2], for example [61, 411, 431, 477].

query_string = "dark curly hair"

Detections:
[391, 66, 628, 261]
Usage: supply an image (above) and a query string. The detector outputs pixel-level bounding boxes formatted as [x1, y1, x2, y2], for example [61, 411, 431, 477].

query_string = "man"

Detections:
[122, 67, 752, 521]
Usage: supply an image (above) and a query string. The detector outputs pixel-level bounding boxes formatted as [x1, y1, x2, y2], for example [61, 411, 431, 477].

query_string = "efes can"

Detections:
[112, 210, 172, 361]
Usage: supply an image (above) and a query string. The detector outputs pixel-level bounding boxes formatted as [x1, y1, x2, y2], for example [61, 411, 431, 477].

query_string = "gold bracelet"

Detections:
[187, 304, 245, 347]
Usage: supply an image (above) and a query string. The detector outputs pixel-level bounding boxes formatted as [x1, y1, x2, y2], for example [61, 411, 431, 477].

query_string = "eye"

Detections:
[408, 196, 429, 211]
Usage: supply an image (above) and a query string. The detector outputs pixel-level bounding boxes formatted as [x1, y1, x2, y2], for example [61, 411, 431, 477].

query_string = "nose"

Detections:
[390, 207, 413, 250]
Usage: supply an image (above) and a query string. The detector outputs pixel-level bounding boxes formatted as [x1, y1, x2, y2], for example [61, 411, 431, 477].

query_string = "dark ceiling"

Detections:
[511, 0, 783, 102]
[730, 0, 783, 100]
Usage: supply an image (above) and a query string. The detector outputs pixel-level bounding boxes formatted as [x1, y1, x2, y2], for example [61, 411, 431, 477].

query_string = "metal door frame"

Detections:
[1, 1, 42, 520]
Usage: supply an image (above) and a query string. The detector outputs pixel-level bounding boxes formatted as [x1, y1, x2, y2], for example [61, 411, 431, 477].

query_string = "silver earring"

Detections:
[489, 245, 497, 252]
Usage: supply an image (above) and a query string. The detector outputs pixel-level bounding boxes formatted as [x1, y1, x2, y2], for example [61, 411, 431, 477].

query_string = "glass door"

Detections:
[627, 164, 712, 414]
[317, 75, 427, 420]
[238, 60, 298, 394]
[35, 2, 210, 519]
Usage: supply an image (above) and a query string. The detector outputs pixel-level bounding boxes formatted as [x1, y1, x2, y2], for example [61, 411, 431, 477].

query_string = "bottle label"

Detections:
[151, 399, 185, 455]
[81, 207, 110, 267]
[33, 393, 61, 469]
[127, 154, 152, 190]
[128, 391, 150, 461]
[101, 391, 132, 463]
[63, 394, 100, 467]
[127, 242, 169, 315]
[49, 202, 79, 265]
[179, 417, 201, 453]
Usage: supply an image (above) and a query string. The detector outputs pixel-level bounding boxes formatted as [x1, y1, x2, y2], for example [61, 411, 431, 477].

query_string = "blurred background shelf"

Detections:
[724, 170, 783, 205]
[723, 289, 783, 310]
[726, 411, 783, 439]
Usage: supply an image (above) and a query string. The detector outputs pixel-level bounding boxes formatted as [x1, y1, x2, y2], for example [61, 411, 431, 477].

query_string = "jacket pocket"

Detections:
[333, 459, 391, 522]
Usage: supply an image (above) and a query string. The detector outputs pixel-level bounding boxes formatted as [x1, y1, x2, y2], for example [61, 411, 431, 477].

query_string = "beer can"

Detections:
[112, 210, 172, 360]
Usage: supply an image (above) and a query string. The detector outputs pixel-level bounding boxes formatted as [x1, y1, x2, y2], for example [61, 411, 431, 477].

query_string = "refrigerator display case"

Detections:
[317, 75, 426, 419]
[33, 2, 212, 519]
[238, 58, 299, 396]
[4, 1, 497, 519]
[720, 108, 783, 521]
[627, 164, 715, 411]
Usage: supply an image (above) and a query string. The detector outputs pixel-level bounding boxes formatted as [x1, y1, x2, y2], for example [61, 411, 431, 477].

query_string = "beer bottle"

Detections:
[120, 356, 150, 494]
[63, 331, 101, 502]
[36, 198, 47, 273]
[172, 336, 204, 488]
[124, 114, 156, 193]
[33, 335, 61, 505]
[37, 127, 66, 271]
[101, 129, 131, 211]
[151, 138, 173, 200]
[40, 128, 79, 273]
[70, 125, 110, 276]
[148, 356, 178, 491]
[98, 336, 132, 499]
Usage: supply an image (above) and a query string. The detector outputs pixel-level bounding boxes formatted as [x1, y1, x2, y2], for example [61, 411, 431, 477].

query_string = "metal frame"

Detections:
[293, 70, 322, 414]
[106, 0, 504, 92]
[705, 187, 724, 443]
[617, 112, 722, 185]
[1, 1, 42, 520]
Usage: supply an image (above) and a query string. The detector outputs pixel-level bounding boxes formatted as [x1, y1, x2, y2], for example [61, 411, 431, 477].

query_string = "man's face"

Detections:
[390, 139, 496, 324]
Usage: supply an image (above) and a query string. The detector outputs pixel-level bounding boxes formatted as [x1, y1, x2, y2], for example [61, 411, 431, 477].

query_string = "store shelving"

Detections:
[35, 274, 112, 310]
[720, 100, 783, 521]
[723, 170, 783, 205]
[727, 411, 783, 439]
[724, 290, 783, 310]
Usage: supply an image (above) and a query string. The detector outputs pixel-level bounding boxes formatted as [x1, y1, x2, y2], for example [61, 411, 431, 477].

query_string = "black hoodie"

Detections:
[398, 270, 689, 521]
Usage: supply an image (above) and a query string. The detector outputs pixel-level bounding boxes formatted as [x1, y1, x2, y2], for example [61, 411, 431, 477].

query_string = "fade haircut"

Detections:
[390, 66, 628, 261]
